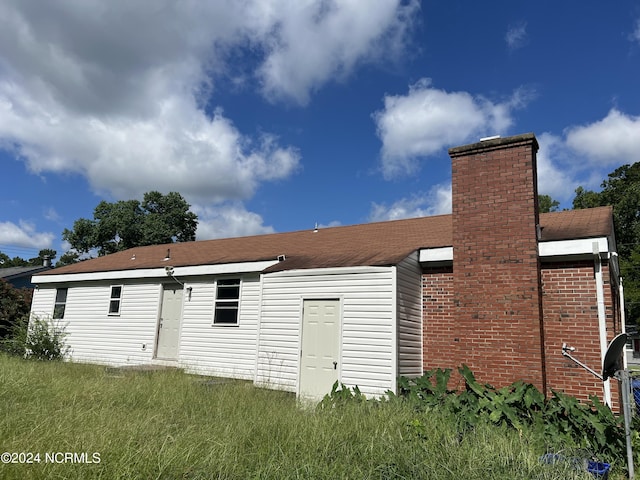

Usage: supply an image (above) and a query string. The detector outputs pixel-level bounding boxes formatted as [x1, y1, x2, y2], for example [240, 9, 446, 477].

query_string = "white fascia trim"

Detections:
[419, 247, 453, 263]
[538, 237, 609, 258]
[418, 238, 611, 263]
[32, 260, 280, 284]
[264, 265, 393, 278]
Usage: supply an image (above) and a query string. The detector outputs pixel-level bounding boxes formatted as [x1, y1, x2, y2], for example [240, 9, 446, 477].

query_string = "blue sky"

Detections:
[1, 0, 640, 262]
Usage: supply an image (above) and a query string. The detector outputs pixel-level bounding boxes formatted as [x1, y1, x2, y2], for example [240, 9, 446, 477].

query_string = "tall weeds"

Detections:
[0, 356, 597, 479]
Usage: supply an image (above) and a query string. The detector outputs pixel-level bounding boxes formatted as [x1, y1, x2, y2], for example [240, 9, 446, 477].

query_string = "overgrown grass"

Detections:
[0, 355, 598, 479]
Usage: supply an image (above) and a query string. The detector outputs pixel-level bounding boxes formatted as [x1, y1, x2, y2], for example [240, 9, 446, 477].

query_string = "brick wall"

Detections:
[422, 267, 460, 384]
[422, 259, 621, 407]
[542, 260, 621, 408]
[449, 134, 546, 392]
[542, 261, 603, 401]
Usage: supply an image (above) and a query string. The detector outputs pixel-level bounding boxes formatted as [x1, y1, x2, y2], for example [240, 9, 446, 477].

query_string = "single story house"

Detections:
[31, 134, 623, 404]
[1, 264, 52, 289]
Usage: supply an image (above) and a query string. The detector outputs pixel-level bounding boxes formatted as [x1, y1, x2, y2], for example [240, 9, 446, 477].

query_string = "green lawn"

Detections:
[0, 355, 599, 479]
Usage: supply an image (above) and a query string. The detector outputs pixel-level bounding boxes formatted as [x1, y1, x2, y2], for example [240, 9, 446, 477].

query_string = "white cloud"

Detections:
[535, 109, 640, 205]
[193, 203, 275, 240]
[505, 22, 528, 51]
[0, 221, 54, 249]
[372, 79, 532, 178]
[0, 0, 417, 204]
[632, 18, 640, 44]
[256, 0, 420, 105]
[318, 220, 342, 229]
[43, 207, 61, 222]
[536, 133, 579, 202]
[0, 86, 301, 202]
[564, 109, 640, 166]
[369, 183, 452, 222]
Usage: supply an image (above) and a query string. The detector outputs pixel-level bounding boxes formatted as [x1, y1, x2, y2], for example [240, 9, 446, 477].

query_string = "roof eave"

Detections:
[32, 260, 279, 284]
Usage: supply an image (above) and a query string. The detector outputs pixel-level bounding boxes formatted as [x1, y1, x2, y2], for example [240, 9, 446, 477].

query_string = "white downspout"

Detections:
[594, 242, 612, 407]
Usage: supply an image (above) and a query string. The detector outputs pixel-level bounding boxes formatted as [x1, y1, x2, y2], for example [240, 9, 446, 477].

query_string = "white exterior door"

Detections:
[299, 299, 341, 399]
[155, 284, 183, 360]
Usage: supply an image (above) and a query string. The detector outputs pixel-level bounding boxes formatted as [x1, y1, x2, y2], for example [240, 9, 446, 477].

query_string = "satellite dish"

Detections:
[602, 333, 628, 381]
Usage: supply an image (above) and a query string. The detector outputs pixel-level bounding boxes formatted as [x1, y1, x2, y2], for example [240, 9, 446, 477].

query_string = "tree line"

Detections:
[1, 191, 197, 268]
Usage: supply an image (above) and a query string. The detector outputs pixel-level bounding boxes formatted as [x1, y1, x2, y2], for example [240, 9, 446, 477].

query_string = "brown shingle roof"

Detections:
[39, 206, 614, 276]
[538, 206, 614, 241]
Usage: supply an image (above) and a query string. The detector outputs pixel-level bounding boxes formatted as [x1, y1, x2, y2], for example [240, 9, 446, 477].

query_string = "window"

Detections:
[53, 288, 68, 319]
[108, 285, 123, 315]
[213, 279, 240, 325]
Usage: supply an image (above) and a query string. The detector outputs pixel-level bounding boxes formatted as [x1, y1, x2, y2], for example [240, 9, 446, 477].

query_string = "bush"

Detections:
[0, 279, 32, 339]
[396, 365, 628, 468]
[1, 314, 68, 361]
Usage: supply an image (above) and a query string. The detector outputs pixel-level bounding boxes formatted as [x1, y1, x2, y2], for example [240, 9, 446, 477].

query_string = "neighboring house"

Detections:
[625, 324, 640, 367]
[31, 134, 624, 405]
[1, 264, 52, 289]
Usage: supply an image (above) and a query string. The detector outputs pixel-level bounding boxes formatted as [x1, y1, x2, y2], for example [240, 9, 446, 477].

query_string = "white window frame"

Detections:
[213, 278, 241, 326]
[53, 287, 68, 319]
[108, 285, 123, 316]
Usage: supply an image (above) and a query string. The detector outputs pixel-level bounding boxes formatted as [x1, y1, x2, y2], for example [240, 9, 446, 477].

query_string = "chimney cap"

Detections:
[449, 132, 538, 157]
[480, 135, 501, 142]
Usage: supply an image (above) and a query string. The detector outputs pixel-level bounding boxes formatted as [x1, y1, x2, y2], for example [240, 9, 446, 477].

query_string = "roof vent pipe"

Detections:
[163, 248, 171, 261]
[42, 255, 51, 267]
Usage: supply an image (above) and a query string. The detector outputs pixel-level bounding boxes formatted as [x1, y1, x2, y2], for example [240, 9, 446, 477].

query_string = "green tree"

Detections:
[62, 191, 198, 257]
[0, 249, 57, 268]
[56, 251, 81, 267]
[573, 163, 640, 324]
[0, 252, 28, 267]
[573, 186, 603, 210]
[538, 194, 560, 213]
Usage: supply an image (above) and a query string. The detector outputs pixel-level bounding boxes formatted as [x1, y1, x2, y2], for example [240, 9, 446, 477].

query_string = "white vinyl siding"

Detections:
[30, 275, 261, 377]
[30, 257, 423, 399]
[396, 252, 423, 377]
[179, 274, 260, 379]
[30, 287, 57, 321]
[32, 282, 161, 366]
[256, 266, 396, 398]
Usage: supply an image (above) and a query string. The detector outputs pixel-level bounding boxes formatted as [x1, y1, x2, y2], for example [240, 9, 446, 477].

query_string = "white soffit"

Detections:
[538, 237, 609, 258]
[419, 237, 611, 263]
[419, 247, 453, 263]
[32, 260, 280, 284]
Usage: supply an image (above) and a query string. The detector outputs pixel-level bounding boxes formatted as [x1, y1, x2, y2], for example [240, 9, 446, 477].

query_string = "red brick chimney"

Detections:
[449, 133, 546, 392]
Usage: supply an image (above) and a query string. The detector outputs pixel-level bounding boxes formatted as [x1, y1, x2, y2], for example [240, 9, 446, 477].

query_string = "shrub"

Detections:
[1, 314, 68, 361]
[0, 279, 32, 339]
[396, 365, 628, 467]
[318, 381, 368, 409]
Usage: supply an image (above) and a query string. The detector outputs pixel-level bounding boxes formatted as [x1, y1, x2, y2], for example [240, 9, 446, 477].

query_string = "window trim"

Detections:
[212, 278, 241, 326]
[53, 287, 68, 319]
[108, 285, 123, 316]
